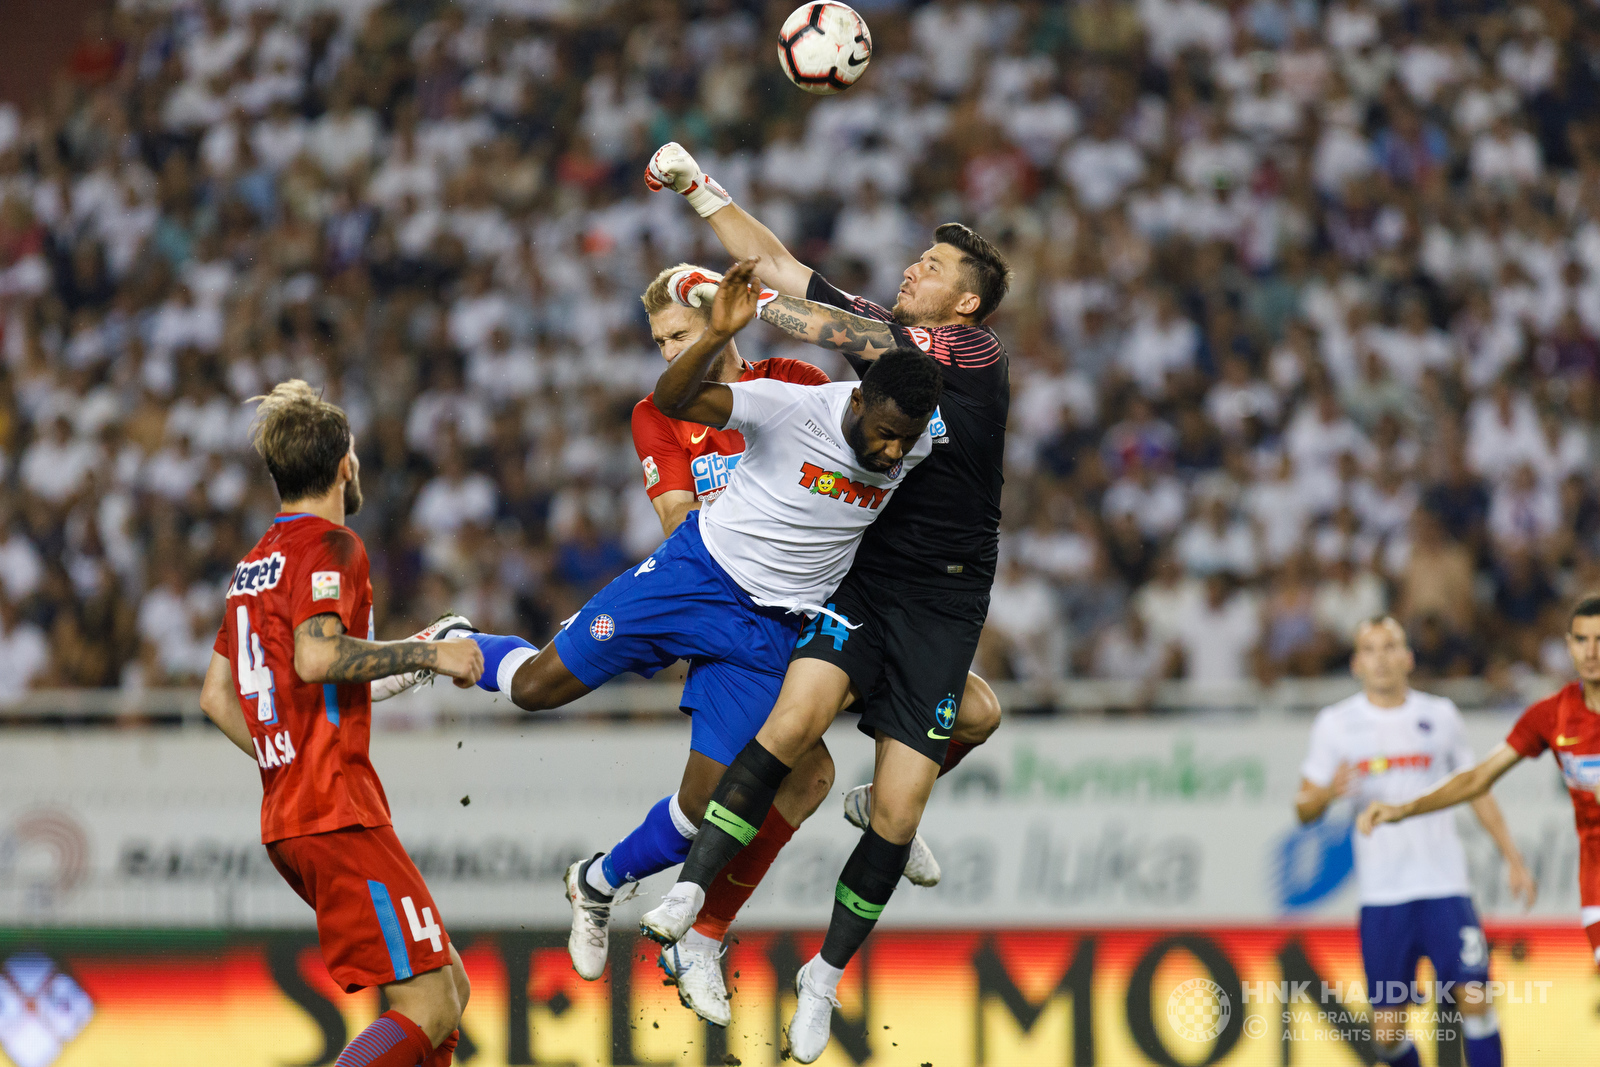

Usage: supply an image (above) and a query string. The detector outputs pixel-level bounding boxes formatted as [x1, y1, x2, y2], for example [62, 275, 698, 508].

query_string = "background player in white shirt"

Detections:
[1296, 617, 1533, 1067]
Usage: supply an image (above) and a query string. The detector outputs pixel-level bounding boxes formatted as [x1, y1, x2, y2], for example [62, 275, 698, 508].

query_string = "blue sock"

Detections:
[466, 633, 537, 693]
[1464, 1010, 1502, 1067]
[603, 795, 695, 886]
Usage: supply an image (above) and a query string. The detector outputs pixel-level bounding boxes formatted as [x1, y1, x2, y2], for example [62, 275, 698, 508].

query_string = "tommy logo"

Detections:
[228, 553, 286, 597]
[1357, 753, 1432, 774]
[797, 462, 887, 509]
[590, 615, 616, 641]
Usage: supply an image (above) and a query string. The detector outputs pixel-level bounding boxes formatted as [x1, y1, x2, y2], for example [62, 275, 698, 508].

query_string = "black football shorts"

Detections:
[790, 567, 989, 763]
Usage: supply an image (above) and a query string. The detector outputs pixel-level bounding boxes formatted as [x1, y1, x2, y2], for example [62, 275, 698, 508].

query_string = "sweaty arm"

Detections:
[758, 293, 898, 362]
[652, 259, 761, 426]
[1357, 743, 1525, 834]
[200, 651, 255, 757]
[705, 202, 815, 297]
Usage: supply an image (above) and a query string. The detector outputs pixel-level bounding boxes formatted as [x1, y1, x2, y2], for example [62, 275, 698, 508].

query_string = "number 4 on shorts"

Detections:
[402, 896, 443, 952]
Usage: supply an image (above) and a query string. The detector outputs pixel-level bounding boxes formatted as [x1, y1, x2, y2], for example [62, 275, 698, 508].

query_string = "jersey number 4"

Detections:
[402, 896, 443, 952]
[236, 606, 278, 726]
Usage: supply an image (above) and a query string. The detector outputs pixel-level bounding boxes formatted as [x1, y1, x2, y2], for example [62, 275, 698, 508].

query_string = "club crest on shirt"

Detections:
[906, 326, 932, 353]
[797, 462, 887, 509]
[590, 614, 616, 641]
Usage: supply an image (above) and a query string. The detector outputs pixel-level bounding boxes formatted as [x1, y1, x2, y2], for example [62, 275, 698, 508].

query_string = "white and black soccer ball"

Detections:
[777, 2, 872, 96]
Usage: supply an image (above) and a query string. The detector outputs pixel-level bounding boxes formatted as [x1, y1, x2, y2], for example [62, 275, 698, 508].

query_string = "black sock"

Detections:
[678, 740, 791, 888]
[820, 827, 910, 968]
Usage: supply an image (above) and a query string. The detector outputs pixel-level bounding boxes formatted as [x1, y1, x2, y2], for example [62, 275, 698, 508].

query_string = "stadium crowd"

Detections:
[0, 0, 1594, 703]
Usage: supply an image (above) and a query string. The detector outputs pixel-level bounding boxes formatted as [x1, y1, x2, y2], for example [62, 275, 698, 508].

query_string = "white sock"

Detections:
[682, 928, 721, 954]
[805, 954, 846, 994]
[497, 645, 538, 693]
[669, 794, 699, 839]
[667, 880, 705, 908]
[585, 855, 617, 897]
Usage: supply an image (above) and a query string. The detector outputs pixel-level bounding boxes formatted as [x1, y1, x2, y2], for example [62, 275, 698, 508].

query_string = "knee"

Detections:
[677, 787, 710, 826]
[954, 674, 1002, 743]
[868, 795, 921, 846]
[798, 743, 836, 808]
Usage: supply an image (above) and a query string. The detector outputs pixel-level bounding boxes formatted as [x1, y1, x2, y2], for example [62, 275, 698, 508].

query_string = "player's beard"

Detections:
[846, 415, 892, 472]
[344, 474, 364, 516]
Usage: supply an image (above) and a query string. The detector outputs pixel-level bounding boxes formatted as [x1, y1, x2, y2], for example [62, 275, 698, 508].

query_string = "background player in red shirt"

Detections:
[199, 381, 484, 1067]
[1361, 596, 1600, 970]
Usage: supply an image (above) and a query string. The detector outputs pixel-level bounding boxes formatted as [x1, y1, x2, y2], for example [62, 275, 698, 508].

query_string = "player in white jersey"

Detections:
[443, 261, 943, 970]
[1296, 617, 1533, 1067]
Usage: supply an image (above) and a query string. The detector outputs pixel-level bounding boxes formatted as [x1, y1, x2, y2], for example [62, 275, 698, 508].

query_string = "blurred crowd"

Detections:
[0, 0, 1594, 703]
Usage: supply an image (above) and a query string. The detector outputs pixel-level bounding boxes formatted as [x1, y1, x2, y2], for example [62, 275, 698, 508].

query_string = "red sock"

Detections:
[422, 1030, 458, 1066]
[940, 739, 976, 777]
[692, 806, 797, 941]
[334, 1010, 433, 1067]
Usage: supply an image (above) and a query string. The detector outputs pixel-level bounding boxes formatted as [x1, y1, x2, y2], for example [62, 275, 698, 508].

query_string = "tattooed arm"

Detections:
[758, 295, 899, 362]
[292, 614, 484, 686]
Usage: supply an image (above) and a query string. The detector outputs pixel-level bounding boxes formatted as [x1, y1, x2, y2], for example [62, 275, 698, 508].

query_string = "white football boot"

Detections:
[370, 613, 476, 701]
[639, 884, 704, 946]
[562, 855, 635, 980]
[842, 784, 942, 886]
[659, 937, 732, 1027]
[785, 959, 840, 1064]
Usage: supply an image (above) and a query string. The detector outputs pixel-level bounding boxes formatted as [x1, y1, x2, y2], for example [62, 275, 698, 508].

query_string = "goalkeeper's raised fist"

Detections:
[645, 142, 732, 218]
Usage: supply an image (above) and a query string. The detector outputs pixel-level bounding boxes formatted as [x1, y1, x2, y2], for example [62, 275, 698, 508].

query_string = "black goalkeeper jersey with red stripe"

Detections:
[807, 273, 1009, 589]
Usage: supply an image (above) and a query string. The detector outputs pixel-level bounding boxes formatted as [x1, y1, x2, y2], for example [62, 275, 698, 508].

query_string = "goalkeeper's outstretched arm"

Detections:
[1356, 743, 1524, 835]
[645, 142, 813, 297]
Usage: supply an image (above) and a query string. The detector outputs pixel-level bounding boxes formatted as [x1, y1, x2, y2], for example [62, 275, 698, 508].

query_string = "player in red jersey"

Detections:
[1361, 596, 1600, 969]
[199, 381, 484, 1067]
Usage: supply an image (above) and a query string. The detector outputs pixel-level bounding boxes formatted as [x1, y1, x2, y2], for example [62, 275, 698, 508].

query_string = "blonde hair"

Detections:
[641, 263, 710, 317]
[247, 379, 351, 502]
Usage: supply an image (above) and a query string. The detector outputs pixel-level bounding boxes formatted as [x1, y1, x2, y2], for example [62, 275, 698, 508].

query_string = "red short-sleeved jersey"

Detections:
[1507, 682, 1600, 837]
[631, 356, 829, 503]
[211, 512, 386, 844]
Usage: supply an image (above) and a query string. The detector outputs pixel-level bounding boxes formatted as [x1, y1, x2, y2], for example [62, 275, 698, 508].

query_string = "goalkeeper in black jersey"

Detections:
[639, 142, 1011, 1063]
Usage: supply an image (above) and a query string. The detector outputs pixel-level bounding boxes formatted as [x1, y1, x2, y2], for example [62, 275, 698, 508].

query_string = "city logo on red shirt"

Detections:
[797, 462, 888, 509]
[228, 552, 286, 597]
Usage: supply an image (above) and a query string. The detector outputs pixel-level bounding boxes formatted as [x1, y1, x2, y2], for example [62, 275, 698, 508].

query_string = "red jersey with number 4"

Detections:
[631, 357, 829, 504]
[212, 512, 386, 844]
[1506, 682, 1600, 838]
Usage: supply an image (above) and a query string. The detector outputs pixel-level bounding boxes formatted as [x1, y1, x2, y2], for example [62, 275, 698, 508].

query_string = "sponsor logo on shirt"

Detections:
[253, 729, 296, 769]
[1559, 752, 1600, 790]
[1356, 753, 1432, 775]
[311, 571, 341, 601]
[227, 553, 286, 597]
[797, 461, 888, 509]
[928, 405, 949, 444]
[642, 455, 660, 489]
[692, 451, 743, 499]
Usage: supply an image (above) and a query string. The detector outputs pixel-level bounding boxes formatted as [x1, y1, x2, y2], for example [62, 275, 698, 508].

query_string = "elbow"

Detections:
[652, 391, 691, 420]
[293, 649, 331, 685]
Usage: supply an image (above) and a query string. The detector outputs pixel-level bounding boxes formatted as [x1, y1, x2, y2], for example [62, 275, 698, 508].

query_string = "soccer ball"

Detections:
[777, 2, 872, 95]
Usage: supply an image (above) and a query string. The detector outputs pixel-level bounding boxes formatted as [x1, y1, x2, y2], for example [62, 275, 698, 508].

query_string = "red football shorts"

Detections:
[268, 824, 451, 992]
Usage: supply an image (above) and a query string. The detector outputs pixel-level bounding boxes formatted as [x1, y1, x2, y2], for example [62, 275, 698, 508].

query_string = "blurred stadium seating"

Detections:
[0, 0, 1593, 714]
